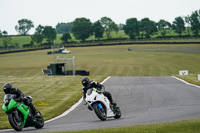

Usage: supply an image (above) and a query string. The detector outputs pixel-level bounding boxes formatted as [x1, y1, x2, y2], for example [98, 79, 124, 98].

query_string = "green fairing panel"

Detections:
[2, 99, 30, 127]
[17, 104, 29, 116]
[2, 103, 7, 112]
[8, 99, 18, 110]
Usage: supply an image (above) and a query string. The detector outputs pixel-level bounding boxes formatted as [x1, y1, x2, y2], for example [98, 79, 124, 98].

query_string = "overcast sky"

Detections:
[0, 0, 199, 35]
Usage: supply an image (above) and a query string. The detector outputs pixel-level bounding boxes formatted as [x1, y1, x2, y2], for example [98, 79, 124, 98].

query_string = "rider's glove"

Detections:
[97, 88, 104, 94]
[100, 89, 104, 94]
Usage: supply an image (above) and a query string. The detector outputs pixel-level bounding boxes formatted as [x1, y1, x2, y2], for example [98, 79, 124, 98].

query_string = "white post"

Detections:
[55, 56, 75, 75]
[72, 56, 75, 76]
[56, 56, 59, 63]
[198, 75, 200, 81]
[51, 45, 54, 54]
[64, 57, 67, 75]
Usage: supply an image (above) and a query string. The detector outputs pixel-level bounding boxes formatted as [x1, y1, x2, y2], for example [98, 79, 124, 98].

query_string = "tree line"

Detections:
[0, 9, 200, 47]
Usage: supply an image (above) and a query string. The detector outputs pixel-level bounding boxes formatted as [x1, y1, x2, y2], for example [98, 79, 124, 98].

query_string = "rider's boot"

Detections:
[110, 100, 117, 107]
[30, 103, 40, 117]
[111, 101, 117, 106]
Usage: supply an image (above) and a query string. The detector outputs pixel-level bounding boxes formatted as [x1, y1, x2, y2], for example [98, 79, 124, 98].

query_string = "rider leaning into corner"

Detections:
[3, 83, 40, 117]
[81, 77, 117, 106]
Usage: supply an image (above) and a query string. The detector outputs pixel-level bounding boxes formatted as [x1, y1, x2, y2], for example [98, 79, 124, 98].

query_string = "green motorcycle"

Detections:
[2, 94, 44, 131]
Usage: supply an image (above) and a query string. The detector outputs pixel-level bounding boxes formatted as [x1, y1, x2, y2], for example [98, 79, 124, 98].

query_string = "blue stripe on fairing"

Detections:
[93, 103, 102, 109]
[98, 103, 102, 109]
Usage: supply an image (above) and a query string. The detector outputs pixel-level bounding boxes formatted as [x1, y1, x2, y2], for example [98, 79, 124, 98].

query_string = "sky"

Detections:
[0, 0, 199, 35]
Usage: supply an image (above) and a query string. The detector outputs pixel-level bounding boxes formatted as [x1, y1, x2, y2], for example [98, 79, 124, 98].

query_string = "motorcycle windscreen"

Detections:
[4, 94, 15, 102]
[86, 88, 93, 95]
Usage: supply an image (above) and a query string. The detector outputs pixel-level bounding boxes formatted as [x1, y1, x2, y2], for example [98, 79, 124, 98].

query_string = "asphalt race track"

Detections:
[1, 76, 200, 132]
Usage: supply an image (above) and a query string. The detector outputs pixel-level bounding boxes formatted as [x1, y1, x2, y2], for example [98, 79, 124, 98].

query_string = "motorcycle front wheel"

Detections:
[8, 111, 23, 131]
[93, 104, 107, 121]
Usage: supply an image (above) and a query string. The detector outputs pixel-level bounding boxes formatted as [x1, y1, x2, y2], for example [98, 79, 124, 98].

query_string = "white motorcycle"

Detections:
[85, 88, 121, 121]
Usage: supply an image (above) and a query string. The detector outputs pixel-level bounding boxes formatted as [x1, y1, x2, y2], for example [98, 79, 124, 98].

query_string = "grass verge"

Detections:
[0, 44, 200, 130]
[44, 119, 200, 133]
[177, 74, 200, 86]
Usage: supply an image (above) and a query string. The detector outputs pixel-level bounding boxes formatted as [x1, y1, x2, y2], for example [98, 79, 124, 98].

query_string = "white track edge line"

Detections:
[0, 76, 111, 131]
[0, 129, 12, 132]
[45, 76, 111, 123]
[44, 97, 83, 123]
[171, 76, 200, 88]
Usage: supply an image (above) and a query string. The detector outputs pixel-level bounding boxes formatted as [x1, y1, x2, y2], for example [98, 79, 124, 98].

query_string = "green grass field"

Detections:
[0, 44, 200, 132]
[0, 30, 200, 48]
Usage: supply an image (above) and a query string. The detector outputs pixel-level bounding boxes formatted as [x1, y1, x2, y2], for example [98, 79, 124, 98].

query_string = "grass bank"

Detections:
[46, 119, 200, 133]
[0, 44, 200, 130]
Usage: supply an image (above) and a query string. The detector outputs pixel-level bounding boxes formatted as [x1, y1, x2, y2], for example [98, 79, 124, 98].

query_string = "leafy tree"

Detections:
[123, 18, 139, 39]
[15, 19, 34, 35]
[139, 18, 157, 38]
[15, 43, 20, 48]
[71, 18, 93, 41]
[100, 17, 118, 39]
[93, 21, 104, 40]
[190, 10, 200, 36]
[35, 24, 44, 34]
[31, 25, 44, 45]
[118, 23, 124, 30]
[29, 40, 34, 46]
[157, 19, 171, 37]
[2, 31, 7, 35]
[184, 15, 191, 35]
[56, 22, 72, 34]
[1, 30, 12, 47]
[172, 16, 185, 35]
[60, 33, 72, 43]
[42, 26, 57, 44]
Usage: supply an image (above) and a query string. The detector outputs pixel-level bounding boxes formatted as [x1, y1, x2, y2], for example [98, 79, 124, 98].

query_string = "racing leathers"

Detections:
[3, 87, 38, 115]
[82, 81, 115, 105]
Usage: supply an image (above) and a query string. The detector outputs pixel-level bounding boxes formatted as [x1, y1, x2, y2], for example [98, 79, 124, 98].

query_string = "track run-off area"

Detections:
[1, 76, 200, 132]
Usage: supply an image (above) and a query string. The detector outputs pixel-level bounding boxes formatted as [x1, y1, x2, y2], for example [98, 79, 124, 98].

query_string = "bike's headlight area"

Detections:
[3, 99, 9, 105]
[4, 99, 8, 102]
[5, 101, 9, 106]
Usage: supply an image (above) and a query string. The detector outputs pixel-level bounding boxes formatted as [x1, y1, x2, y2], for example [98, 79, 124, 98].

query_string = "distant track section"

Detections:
[1, 42, 200, 54]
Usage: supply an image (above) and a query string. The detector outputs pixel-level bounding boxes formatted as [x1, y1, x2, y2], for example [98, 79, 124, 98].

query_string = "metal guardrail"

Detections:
[0, 37, 200, 54]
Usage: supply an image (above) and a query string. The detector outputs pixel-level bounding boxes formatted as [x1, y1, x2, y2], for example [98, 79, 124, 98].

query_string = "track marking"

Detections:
[101, 76, 111, 84]
[0, 129, 12, 133]
[45, 76, 111, 123]
[171, 76, 200, 88]
[0, 76, 111, 131]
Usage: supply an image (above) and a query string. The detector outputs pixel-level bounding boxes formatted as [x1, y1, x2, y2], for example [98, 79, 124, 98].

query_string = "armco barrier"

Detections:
[0, 47, 50, 54]
[0, 41, 200, 55]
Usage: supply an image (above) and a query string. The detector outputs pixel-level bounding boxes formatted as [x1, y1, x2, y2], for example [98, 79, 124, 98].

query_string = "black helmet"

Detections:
[3, 83, 13, 93]
[82, 77, 90, 87]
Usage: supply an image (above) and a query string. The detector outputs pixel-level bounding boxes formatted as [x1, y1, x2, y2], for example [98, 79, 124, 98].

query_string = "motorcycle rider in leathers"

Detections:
[3, 83, 39, 116]
[81, 77, 116, 106]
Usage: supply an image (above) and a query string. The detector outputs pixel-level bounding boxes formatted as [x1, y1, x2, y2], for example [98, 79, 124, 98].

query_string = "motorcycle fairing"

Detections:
[3, 99, 30, 127]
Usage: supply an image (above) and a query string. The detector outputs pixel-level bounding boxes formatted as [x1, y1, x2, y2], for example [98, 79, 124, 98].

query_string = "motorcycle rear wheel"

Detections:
[93, 104, 107, 121]
[34, 111, 44, 129]
[114, 107, 121, 119]
[8, 111, 23, 131]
